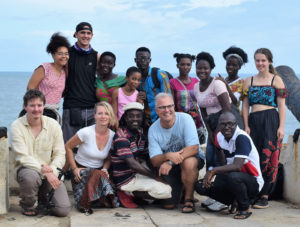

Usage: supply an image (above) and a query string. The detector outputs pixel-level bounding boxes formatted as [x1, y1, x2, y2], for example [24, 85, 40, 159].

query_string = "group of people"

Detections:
[10, 21, 288, 220]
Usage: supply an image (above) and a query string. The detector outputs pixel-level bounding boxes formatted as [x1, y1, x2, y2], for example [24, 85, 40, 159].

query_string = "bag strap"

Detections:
[151, 67, 160, 89]
[175, 78, 199, 112]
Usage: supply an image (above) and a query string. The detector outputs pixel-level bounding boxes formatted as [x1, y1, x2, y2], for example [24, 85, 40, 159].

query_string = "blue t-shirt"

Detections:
[148, 112, 205, 159]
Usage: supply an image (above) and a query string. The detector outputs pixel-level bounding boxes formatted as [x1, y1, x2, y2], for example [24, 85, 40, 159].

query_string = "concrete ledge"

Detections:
[0, 129, 9, 214]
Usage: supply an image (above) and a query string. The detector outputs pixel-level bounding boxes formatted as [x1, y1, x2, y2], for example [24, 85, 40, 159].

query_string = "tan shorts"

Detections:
[120, 174, 172, 199]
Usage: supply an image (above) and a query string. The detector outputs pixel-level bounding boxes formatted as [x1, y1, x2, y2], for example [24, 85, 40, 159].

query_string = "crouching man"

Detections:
[11, 90, 71, 216]
[148, 93, 205, 213]
[111, 102, 172, 208]
[195, 111, 264, 219]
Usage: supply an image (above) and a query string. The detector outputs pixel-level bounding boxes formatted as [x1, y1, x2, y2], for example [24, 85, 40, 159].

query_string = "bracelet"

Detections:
[102, 168, 108, 171]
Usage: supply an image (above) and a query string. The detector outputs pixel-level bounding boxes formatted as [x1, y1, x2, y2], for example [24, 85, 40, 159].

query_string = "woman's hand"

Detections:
[73, 167, 86, 183]
[245, 126, 251, 135]
[101, 168, 109, 178]
[277, 127, 284, 141]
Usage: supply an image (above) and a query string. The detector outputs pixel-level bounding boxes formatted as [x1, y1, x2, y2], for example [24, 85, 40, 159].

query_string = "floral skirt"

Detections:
[249, 108, 282, 195]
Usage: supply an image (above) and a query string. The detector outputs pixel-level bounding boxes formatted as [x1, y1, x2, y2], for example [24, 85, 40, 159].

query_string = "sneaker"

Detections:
[252, 198, 269, 209]
[201, 197, 216, 208]
[117, 190, 138, 208]
[207, 201, 228, 212]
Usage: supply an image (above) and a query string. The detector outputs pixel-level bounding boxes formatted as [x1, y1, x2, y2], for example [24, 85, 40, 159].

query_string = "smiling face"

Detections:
[226, 57, 241, 77]
[94, 105, 110, 127]
[135, 51, 151, 72]
[74, 28, 93, 49]
[24, 98, 44, 121]
[52, 46, 69, 67]
[127, 72, 142, 90]
[218, 112, 237, 141]
[177, 57, 192, 77]
[124, 109, 143, 131]
[155, 96, 175, 125]
[255, 53, 271, 73]
[196, 60, 212, 81]
[98, 55, 116, 75]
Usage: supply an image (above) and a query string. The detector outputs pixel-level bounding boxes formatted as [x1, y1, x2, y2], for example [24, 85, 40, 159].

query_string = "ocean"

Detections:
[0, 71, 299, 143]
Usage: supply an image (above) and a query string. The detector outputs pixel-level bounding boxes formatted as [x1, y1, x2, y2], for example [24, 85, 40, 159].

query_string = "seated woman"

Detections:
[65, 102, 117, 214]
[24, 33, 70, 123]
[95, 51, 126, 104]
[170, 53, 206, 144]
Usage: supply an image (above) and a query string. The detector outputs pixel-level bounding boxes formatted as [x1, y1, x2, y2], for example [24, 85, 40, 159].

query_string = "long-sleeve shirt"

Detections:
[10, 115, 65, 177]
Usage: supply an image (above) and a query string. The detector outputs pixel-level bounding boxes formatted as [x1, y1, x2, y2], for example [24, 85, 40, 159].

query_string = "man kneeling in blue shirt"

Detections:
[148, 93, 205, 213]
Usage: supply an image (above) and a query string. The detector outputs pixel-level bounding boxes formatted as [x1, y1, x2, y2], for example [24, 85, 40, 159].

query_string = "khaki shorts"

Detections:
[120, 174, 172, 199]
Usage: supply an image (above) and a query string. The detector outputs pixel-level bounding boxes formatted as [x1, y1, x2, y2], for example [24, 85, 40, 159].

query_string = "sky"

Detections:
[1, 0, 300, 75]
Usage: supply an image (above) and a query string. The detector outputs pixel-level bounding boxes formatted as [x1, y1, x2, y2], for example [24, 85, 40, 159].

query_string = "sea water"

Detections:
[0, 71, 299, 143]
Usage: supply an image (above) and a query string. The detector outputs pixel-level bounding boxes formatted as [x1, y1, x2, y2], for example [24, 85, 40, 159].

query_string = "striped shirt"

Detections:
[111, 127, 148, 188]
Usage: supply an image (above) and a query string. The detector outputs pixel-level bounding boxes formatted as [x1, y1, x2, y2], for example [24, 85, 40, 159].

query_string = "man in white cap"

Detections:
[111, 102, 172, 208]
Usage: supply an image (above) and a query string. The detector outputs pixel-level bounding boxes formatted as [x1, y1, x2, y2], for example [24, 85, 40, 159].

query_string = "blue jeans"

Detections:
[205, 142, 221, 170]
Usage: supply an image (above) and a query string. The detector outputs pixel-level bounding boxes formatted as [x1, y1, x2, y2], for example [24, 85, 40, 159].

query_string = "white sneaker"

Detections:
[207, 201, 228, 211]
[201, 197, 216, 208]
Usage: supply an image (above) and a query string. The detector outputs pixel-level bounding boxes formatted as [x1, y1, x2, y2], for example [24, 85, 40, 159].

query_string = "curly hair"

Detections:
[173, 53, 195, 63]
[99, 51, 116, 63]
[196, 52, 215, 69]
[46, 32, 70, 54]
[223, 46, 248, 66]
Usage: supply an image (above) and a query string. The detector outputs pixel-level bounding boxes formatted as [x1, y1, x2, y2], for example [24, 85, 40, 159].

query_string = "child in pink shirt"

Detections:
[112, 67, 142, 123]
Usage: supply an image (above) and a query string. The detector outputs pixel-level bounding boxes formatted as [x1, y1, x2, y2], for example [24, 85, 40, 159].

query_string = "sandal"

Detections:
[78, 207, 94, 215]
[234, 210, 252, 219]
[229, 201, 238, 214]
[182, 199, 195, 213]
[22, 208, 38, 216]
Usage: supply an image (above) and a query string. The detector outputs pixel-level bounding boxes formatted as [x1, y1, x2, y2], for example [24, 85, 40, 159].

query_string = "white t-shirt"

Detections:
[75, 125, 115, 168]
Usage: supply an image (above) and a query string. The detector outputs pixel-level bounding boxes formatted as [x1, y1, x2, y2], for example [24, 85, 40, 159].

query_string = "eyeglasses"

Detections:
[56, 52, 69, 56]
[157, 104, 174, 110]
[219, 122, 236, 128]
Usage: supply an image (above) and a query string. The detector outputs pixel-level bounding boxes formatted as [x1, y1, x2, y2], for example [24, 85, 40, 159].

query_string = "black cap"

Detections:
[74, 22, 93, 37]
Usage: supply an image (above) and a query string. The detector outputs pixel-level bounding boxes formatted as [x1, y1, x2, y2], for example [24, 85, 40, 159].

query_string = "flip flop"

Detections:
[182, 199, 195, 213]
[22, 208, 38, 216]
[234, 210, 252, 219]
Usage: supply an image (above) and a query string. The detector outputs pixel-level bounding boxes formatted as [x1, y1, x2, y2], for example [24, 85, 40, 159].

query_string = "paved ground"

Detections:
[1, 193, 300, 227]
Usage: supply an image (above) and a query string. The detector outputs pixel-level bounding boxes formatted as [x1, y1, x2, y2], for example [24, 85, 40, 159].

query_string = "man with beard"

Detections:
[111, 102, 172, 208]
[195, 111, 264, 219]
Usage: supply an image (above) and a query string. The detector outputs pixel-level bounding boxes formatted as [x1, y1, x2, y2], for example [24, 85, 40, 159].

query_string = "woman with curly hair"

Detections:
[242, 48, 287, 209]
[26, 32, 71, 123]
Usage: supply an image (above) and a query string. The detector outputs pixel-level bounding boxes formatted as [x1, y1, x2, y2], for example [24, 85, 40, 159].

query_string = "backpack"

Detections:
[151, 67, 173, 90]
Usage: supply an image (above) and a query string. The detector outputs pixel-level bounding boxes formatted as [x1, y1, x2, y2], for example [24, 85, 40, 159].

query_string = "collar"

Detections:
[74, 42, 92, 53]
[20, 115, 47, 130]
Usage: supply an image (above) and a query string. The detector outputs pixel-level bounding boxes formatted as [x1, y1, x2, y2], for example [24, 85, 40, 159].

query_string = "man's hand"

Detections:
[45, 172, 61, 190]
[41, 164, 53, 174]
[203, 169, 215, 188]
[137, 91, 146, 102]
[166, 150, 184, 165]
[159, 162, 172, 176]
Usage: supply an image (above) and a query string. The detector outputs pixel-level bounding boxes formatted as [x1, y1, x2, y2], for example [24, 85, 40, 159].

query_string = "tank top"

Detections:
[38, 63, 66, 105]
[248, 76, 277, 107]
[117, 88, 138, 120]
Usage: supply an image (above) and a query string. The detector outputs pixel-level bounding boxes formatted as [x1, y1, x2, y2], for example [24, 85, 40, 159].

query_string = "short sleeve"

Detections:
[235, 135, 251, 158]
[76, 127, 88, 143]
[113, 136, 134, 160]
[148, 125, 164, 159]
[213, 80, 228, 96]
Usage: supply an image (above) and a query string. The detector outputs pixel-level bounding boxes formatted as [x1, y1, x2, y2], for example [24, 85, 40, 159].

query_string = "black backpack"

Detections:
[151, 67, 173, 90]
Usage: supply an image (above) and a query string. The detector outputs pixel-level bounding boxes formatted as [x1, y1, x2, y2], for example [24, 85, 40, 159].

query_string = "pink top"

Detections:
[194, 78, 231, 115]
[38, 63, 66, 105]
[117, 88, 138, 120]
